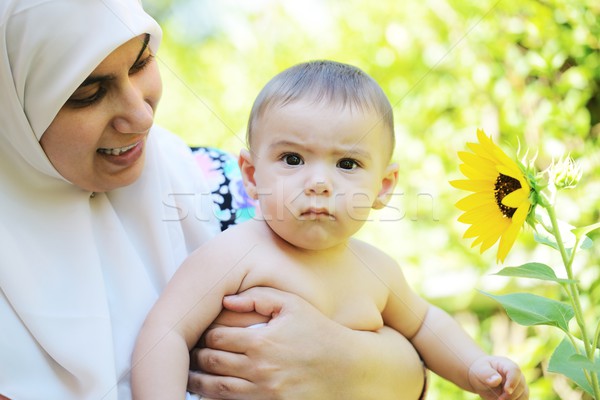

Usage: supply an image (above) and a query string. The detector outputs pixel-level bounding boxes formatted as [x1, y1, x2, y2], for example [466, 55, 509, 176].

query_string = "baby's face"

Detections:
[248, 98, 396, 250]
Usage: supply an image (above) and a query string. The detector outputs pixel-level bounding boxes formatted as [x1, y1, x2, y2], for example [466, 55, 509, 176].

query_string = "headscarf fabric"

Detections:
[0, 1, 218, 398]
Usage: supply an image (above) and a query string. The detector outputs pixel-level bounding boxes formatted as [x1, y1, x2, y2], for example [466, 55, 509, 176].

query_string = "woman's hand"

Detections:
[188, 287, 424, 400]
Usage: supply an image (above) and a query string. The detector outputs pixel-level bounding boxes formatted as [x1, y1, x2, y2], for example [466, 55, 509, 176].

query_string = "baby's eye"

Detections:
[282, 153, 304, 166]
[337, 158, 359, 170]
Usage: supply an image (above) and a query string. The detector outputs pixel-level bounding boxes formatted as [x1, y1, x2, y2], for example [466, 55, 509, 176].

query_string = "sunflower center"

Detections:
[494, 173, 521, 218]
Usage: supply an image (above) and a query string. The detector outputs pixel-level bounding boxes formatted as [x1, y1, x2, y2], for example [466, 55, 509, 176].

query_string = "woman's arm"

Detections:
[188, 287, 425, 400]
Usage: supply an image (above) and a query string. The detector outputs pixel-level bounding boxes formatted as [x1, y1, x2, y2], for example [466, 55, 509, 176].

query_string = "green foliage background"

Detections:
[144, 0, 600, 398]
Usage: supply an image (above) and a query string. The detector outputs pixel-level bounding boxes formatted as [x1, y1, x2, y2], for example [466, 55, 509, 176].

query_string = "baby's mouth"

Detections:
[300, 208, 334, 219]
[97, 142, 139, 156]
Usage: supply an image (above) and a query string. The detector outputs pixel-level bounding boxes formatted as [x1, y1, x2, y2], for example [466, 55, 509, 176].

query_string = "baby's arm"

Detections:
[379, 256, 527, 399]
[411, 306, 528, 399]
[131, 229, 252, 400]
[410, 305, 485, 390]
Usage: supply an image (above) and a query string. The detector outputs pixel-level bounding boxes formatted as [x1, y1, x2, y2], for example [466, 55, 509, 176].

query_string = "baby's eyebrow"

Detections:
[330, 143, 372, 159]
[269, 139, 301, 150]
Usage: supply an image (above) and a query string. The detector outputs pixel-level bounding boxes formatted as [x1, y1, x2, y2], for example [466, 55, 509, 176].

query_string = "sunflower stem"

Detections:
[594, 321, 600, 356]
[545, 204, 600, 398]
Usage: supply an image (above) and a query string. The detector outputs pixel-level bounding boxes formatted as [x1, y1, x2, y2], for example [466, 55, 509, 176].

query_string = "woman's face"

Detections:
[40, 35, 162, 193]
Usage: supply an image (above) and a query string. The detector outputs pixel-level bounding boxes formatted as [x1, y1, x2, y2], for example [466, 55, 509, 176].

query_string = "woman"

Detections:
[0, 1, 425, 399]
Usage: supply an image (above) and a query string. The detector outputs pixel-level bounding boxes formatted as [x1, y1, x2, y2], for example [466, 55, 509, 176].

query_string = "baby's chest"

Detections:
[324, 290, 385, 331]
[244, 261, 388, 332]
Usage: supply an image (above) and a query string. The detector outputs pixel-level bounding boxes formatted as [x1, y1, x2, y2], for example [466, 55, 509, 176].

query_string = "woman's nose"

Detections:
[112, 84, 154, 134]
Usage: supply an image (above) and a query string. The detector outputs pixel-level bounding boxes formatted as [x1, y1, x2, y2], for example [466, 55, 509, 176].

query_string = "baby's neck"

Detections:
[253, 218, 351, 255]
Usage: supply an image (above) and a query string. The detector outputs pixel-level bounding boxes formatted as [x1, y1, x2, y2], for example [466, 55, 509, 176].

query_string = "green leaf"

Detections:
[579, 235, 593, 250]
[569, 354, 600, 373]
[533, 217, 591, 254]
[572, 221, 600, 239]
[494, 262, 577, 284]
[481, 291, 574, 332]
[548, 337, 598, 396]
[534, 230, 559, 251]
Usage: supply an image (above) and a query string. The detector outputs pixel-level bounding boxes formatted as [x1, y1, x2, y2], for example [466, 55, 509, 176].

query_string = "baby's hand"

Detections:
[468, 356, 529, 400]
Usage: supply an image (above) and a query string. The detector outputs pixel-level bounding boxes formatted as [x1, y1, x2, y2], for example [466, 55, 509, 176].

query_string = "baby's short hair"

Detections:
[247, 60, 394, 151]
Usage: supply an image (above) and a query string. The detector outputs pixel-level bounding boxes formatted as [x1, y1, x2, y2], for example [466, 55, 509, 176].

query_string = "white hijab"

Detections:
[0, 1, 218, 399]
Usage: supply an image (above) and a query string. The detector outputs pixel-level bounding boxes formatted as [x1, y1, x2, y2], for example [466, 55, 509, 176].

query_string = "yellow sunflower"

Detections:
[450, 129, 532, 263]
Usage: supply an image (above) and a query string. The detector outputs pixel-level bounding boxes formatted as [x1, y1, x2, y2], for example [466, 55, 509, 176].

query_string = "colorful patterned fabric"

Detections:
[191, 147, 256, 231]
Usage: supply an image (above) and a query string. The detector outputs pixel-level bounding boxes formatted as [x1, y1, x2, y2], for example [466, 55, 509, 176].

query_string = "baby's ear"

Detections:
[372, 163, 398, 210]
[238, 149, 258, 199]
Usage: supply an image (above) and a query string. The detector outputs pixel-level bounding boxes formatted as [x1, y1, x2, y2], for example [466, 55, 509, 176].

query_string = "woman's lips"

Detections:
[97, 141, 139, 156]
[96, 140, 144, 167]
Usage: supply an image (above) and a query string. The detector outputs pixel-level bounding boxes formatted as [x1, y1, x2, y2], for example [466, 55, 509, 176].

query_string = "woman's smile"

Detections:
[96, 139, 145, 167]
[97, 141, 141, 156]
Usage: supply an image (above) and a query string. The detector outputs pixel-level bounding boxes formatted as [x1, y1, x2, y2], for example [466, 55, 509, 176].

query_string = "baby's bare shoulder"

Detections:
[186, 220, 273, 264]
[349, 239, 399, 266]
[347, 238, 407, 282]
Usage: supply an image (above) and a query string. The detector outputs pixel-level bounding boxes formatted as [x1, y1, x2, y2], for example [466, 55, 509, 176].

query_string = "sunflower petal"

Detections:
[463, 223, 486, 239]
[496, 165, 524, 182]
[496, 204, 528, 262]
[472, 215, 510, 252]
[501, 188, 528, 208]
[493, 146, 522, 174]
[477, 130, 502, 161]
[458, 204, 498, 224]
[460, 163, 495, 180]
[518, 176, 531, 192]
[458, 151, 498, 176]
[477, 131, 524, 178]
[450, 179, 493, 192]
[467, 142, 498, 164]
[462, 209, 504, 235]
[456, 192, 495, 211]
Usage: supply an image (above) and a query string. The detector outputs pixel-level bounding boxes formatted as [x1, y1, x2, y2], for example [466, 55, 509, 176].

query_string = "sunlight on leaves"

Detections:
[494, 262, 577, 284]
[548, 337, 599, 396]
[481, 291, 574, 333]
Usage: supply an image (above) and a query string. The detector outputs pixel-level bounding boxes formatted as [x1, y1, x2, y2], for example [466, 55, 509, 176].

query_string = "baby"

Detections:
[132, 60, 528, 400]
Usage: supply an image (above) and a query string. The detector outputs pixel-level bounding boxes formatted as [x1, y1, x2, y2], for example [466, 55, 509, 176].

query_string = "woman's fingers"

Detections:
[187, 369, 255, 400]
[191, 345, 253, 376]
[201, 325, 263, 355]
[222, 286, 299, 317]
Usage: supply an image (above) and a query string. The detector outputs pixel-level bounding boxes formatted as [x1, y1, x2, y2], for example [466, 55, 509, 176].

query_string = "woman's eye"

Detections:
[66, 84, 107, 108]
[130, 54, 154, 74]
[337, 158, 359, 170]
[282, 153, 303, 166]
